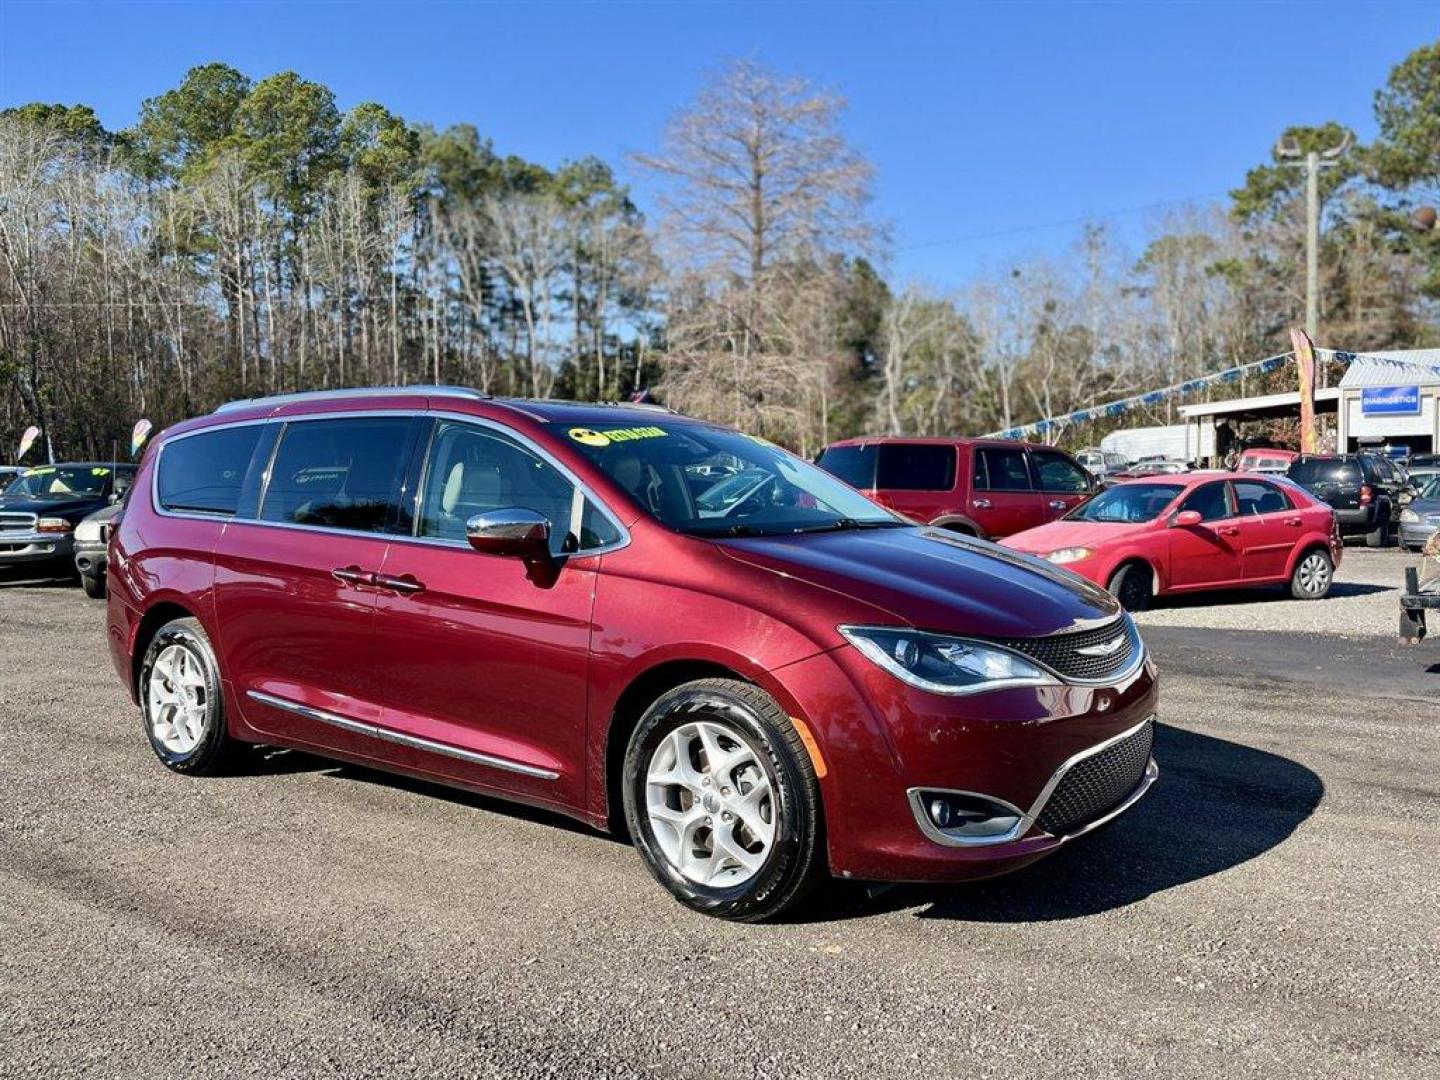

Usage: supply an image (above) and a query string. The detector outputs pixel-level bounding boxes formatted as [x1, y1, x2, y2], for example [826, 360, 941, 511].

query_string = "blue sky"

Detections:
[0, 1, 1430, 286]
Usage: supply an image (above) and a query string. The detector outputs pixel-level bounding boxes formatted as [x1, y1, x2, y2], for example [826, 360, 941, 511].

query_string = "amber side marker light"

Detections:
[790, 716, 828, 779]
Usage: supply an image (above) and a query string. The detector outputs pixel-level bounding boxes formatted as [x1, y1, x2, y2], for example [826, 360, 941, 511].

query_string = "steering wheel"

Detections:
[718, 475, 776, 518]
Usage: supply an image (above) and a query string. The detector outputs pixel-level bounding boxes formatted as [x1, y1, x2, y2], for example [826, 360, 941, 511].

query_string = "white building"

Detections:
[1335, 349, 1440, 455]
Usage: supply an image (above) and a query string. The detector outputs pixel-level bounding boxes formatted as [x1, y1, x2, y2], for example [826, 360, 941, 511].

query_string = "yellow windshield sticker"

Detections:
[92, 467, 111, 476]
[568, 425, 667, 448]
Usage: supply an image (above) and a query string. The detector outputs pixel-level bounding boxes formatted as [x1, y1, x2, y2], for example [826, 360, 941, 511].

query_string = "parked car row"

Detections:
[0, 463, 136, 594]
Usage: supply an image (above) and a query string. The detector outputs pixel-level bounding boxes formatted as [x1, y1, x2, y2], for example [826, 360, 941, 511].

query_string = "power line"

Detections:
[895, 192, 1230, 254]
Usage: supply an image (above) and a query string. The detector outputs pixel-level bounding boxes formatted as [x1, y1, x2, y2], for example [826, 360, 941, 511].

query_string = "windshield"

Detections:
[3, 465, 112, 499]
[559, 421, 903, 536]
[1069, 482, 1184, 523]
[1422, 476, 1440, 500]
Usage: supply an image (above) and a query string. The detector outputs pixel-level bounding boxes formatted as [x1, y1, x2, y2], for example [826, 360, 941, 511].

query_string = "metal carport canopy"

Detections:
[1179, 387, 1341, 423]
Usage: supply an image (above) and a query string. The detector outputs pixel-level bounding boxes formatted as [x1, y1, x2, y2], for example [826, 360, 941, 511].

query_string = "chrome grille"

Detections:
[0, 511, 37, 534]
[1035, 719, 1154, 836]
[993, 616, 1138, 682]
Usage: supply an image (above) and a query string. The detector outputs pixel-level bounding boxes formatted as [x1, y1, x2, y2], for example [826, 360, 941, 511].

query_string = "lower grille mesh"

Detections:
[1035, 719, 1154, 836]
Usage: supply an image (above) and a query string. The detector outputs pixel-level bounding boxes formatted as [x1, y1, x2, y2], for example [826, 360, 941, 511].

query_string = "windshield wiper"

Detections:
[789, 518, 908, 534]
[687, 523, 773, 538]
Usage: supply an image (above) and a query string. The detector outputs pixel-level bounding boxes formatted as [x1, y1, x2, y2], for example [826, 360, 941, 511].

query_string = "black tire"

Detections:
[1289, 546, 1334, 600]
[138, 617, 237, 775]
[80, 571, 106, 599]
[1365, 510, 1391, 548]
[1107, 561, 1153, 612]
[622, 678, 826, 922]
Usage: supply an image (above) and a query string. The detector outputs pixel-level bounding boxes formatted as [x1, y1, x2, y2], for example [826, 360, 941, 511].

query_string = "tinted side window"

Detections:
[1031, 450, 1089, 492]
[1179, 482, 1232, 521]
[157, 426, 263, 516]
[418, 420, 616, 555]
[877, 445, 956, 491]
[1288, 459, 1361, 486]
[816, 445, 877, 488]
[260, 417, 414, 534]
[1233, 480, 1291, 516]
[974, 447, 1032, 491]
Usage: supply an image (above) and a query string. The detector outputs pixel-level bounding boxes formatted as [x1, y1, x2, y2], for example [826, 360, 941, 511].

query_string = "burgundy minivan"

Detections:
[108, 388, 1158, 920]
[817, 437, 1094, 539]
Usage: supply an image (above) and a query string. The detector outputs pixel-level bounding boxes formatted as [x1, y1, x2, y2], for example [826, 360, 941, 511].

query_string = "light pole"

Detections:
[1275, 131, 1353, 346]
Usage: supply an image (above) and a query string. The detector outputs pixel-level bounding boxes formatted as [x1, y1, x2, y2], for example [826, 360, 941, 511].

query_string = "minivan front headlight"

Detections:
[1401, 508, 1419, 523]
[839, 626, 1057, 695]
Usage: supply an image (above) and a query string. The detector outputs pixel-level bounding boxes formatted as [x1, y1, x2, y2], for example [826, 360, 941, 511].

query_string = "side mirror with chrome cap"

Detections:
[466, 509, 552, 560]
[1172, 509, 1203, 527]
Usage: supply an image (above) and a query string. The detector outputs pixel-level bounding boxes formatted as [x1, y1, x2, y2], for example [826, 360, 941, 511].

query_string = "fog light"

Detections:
[915, 789, 1024, 843]
[929, 798, 952, 828]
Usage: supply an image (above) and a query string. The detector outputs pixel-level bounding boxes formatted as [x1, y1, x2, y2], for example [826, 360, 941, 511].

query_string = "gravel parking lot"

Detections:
[2, 553, 1438, 1079]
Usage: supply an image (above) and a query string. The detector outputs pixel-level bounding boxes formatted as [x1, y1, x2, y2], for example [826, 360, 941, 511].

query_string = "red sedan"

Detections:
[1003, 472, 1342, 610]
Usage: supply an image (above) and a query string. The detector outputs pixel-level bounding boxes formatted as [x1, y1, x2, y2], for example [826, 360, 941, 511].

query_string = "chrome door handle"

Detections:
[1219, 525, 1240, 536]
[375, 574, 425, 595]
[1049, 500, 1067, 510]
[1285, 517, 1302, 526]
[973, 499, 992, 509]
[331, 566, 372, 587]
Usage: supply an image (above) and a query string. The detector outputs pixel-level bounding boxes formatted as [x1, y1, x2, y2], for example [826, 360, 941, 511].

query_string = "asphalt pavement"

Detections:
[1, 554, 1437, 1078]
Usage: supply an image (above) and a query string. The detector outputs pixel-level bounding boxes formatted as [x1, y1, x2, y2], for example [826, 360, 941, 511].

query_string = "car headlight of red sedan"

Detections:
[1044, 546, 1095, 565]
[840, 626, 1058, 695]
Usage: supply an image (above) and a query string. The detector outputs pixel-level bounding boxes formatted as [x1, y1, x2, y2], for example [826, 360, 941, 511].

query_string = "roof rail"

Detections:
[491, 396, 676, 414]
[213, 385, 489, 414]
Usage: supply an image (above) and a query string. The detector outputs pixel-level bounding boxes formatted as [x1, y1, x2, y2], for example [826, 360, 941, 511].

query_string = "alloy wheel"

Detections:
[644, 720, 776, 886]
[146, 643, 209, 754]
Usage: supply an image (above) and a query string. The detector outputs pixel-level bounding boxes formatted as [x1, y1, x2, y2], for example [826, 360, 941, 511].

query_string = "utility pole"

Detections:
[1275, 131, 1352, 381]
[1305, 151, 1320, 340]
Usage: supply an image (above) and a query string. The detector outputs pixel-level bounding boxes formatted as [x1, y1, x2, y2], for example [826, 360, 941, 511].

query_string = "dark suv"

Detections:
[1286, 454, 1405, 546]
[0, 463, 136, 576]
[816, 438, 1094, 539]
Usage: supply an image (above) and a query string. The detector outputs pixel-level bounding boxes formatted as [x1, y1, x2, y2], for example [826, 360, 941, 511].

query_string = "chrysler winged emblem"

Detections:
[1076, 635, 1127, 657]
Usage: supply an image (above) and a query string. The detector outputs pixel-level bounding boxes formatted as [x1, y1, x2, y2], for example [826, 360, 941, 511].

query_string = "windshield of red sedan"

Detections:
[557, 421, 903, 536]
[1069, 482, 1184, 523]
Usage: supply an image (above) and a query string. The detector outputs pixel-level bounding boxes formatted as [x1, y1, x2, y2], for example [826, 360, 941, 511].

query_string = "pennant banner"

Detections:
[131, 418, 153, 457]
[1317, 348, 1440, 380]
[17, 425, 40, 461]
[986, 351, 1293, 440]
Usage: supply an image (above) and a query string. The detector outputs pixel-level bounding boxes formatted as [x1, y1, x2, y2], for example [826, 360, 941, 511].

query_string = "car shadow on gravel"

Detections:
[1153, 580, 1392, 609]
[242, 746, 624, 843]
[806, 723, 1323, 924]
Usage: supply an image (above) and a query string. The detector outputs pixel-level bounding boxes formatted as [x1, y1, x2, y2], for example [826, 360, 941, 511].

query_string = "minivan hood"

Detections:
[714, 526, 1118, 639]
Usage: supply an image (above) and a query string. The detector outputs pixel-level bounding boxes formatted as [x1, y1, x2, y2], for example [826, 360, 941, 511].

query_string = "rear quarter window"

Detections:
[876, 444, 956, 491]
[157, 426, 264, 516]
[816, 445, 877, 488]
[1288, 460, 1361, 486]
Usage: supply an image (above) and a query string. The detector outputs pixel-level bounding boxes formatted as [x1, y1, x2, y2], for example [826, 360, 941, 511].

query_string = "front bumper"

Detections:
[73, 540, 107, 576]
[1400, 521, 1439, 549]
[776, 635, 1160, 883]
[0, 531, 74, 564]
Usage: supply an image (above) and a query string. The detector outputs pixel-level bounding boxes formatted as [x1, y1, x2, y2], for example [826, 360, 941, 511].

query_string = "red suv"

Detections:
[816, 437, 1093, 538]
[109, 389, 1157, 921]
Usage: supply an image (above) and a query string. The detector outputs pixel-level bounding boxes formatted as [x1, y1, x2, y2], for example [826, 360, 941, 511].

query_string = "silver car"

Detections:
[1399, 476, 1440, 552]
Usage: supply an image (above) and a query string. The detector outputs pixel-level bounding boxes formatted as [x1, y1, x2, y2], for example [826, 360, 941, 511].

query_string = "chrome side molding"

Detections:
[245, 689, 559, 781]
